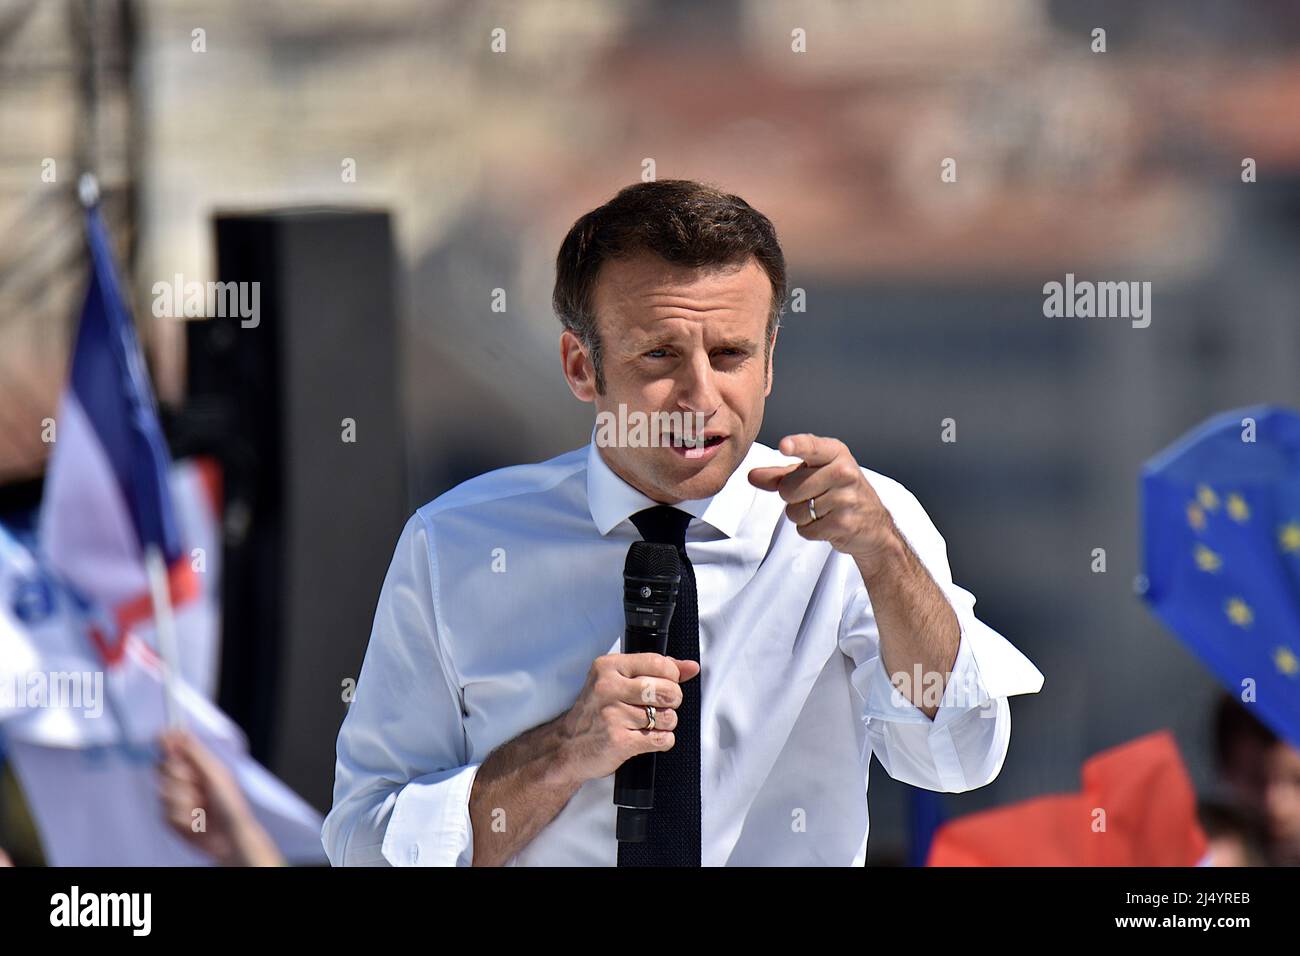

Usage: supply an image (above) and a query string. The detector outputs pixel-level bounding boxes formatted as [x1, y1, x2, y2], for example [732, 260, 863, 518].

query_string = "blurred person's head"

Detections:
[1214, 695, 1273, 810]
[554, 180, 786, 504]
[1214, 694, 1300, 864]
[1197, 799, 1267, 866]
[1262, 739, 1300, 865]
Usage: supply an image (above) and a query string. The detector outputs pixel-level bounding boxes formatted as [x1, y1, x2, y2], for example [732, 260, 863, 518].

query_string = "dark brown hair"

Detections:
[1214, 693, 1278, 771]
[553, 179, 787, 393]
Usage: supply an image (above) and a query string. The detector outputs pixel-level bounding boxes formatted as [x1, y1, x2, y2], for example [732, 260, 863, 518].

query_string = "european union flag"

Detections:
[1141, 405, 1300, 751]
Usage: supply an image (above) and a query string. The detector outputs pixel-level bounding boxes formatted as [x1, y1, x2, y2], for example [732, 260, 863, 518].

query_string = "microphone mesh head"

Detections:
[625, 541, 681, 577]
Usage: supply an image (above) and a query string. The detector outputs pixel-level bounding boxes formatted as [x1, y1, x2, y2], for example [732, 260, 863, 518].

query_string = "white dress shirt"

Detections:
[322, 436, 1044, 866]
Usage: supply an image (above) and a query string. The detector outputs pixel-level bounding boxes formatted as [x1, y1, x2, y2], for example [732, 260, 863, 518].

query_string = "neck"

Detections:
[596, 446, 684, 505]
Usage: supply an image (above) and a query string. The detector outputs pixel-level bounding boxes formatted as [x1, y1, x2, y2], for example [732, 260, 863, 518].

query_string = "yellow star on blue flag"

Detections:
[1141, 405, 1300, 751]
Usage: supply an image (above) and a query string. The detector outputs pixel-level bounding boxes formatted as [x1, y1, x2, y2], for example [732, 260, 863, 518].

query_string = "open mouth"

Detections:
[669, 434, 727, 460]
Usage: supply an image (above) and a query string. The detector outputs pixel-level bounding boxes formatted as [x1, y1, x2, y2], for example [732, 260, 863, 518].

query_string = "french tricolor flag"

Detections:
[38, 200, 192, 723]
[0, 199, 330, 864]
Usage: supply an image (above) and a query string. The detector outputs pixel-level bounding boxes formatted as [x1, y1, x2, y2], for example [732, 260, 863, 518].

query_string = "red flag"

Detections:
[927, 731, 1207, 866]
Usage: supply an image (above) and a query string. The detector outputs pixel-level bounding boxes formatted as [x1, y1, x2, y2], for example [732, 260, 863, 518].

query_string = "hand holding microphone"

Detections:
[556, 543, 700, 835]
[559, 650, 698, 784]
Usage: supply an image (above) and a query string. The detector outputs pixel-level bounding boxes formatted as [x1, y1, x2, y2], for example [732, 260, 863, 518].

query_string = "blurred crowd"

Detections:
[1202, 695, 1300, 866]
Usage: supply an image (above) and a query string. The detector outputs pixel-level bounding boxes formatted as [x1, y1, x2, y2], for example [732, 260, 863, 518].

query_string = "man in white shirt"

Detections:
[322, 179, 1043, 866]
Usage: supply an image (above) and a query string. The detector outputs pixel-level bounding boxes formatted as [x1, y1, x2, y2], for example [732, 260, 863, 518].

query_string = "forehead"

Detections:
[591, 250, 771, 341]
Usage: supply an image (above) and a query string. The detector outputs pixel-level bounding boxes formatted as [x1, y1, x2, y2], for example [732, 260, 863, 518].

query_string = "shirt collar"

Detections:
[585, 425, 761, 539]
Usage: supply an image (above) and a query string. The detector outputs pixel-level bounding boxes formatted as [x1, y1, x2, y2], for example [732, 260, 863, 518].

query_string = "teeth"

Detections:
[670, 434, 722, 450]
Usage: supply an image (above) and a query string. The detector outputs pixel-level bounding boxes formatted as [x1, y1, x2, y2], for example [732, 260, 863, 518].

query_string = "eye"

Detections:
[644, 348, 671, 359]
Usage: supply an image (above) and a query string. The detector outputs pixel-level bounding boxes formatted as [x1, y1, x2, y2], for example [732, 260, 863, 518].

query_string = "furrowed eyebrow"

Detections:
[627, 338, 676, 354]
[625, 336, 759, 354]
[711, 339, 759, 353]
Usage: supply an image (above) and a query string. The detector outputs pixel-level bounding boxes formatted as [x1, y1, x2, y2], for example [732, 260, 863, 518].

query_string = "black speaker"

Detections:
[183, 208, 407, 812]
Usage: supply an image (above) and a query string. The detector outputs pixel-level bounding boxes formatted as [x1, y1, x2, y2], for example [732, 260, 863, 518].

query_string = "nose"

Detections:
[674, 348, 722, 420]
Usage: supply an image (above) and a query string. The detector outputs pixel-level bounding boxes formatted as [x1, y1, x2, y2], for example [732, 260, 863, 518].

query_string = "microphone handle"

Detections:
[613, 621, 671, 840]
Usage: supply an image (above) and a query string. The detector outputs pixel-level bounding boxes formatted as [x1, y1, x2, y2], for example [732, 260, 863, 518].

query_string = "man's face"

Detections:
[561, 250, 776, 504]
[1263, 742, 1300, 864]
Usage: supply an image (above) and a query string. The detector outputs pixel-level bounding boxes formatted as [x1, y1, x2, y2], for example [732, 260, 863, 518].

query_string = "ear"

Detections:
[763, 326, 779, 397]
[560, 329, 598, 402]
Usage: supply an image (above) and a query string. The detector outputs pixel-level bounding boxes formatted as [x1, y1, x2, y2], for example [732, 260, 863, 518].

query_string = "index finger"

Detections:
[747, 460, 804, 492]
[614, 652, 688, 682]
[778, 433, 840, 467]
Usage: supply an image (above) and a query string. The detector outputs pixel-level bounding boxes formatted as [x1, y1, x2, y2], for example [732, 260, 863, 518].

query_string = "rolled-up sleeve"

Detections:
[839, 474, 1044, 793]
[322, 511, 481, 866]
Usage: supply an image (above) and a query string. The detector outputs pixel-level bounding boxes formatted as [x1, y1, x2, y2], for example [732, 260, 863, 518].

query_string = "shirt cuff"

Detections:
[863, 620, 995, 731]
[381, 762, 481, 866]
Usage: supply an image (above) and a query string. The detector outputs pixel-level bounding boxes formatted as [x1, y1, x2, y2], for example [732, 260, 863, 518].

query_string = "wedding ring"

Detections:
[808, 496, 818, 522]
[643, 705, 656, 731]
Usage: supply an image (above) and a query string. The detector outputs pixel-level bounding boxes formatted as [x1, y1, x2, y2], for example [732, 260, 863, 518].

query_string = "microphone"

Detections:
[614, 541, 682, 843]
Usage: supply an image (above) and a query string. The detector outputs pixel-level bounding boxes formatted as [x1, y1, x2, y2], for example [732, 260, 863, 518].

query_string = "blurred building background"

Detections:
[2, 0, 1299, 862]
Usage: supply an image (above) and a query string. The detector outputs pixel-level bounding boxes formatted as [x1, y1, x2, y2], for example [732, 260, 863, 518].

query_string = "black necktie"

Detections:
[618, 505, 702, 867]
